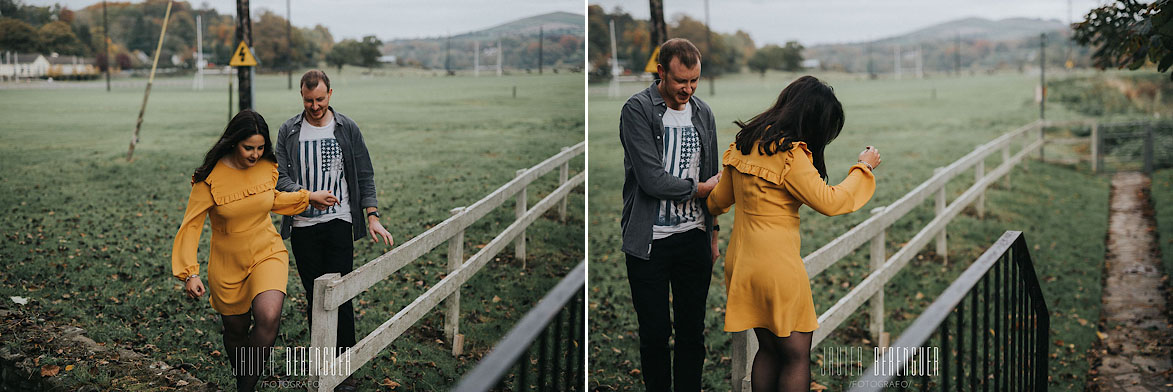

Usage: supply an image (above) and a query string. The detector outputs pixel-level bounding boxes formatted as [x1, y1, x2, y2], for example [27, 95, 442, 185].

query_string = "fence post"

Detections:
[934, 167, 948, 264]
[868, 207, 886, 345]
[559, 146, 569, 222]
[1091, 121, 1100, 173]
[515, 168, 527, 268]
[444, 207, 465, 355]
[975, 158, 985, 219]
[1144, 123, 1154, 175]
[731, 331, 747, 392]
[1003, 144, 1011, 189]
[1038, 122, 1045, 162]
[310, 273, 341, 392]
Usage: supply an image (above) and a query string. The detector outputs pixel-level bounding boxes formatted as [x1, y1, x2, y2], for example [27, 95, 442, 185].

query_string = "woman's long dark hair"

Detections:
[733, 75, 845, 180]
[191, 109, 277, 183]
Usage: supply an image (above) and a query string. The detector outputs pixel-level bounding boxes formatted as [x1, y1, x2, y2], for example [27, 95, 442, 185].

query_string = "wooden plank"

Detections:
[731, 331, 747, 392]
[309, 273, 340, 392]
[559, 146, 569, 222]
[515, 169, 527, 267]
[812, 138, 1040, 348]
[319, 173, 585, 377]
[444, 207, 465, 344]
[802, 121, 1040, 278]
[322, 143, 584, 309]
[868, 207, 886, 344]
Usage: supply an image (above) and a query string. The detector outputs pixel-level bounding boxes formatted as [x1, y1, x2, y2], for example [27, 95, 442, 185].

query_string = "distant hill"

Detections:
[382, 11, 584, 71]
[805, 17, 1088, 75]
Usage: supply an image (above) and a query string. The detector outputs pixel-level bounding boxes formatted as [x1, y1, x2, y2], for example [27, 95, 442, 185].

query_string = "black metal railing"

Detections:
[849, 231, 1050, 391]
[453, 260, 585, 391]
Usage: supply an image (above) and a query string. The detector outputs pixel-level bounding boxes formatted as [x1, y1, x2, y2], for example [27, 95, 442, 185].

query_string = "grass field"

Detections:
[0, 68, 584, 389]
[586, 70, 1133, 390]
[1153, 168, 1173, 298]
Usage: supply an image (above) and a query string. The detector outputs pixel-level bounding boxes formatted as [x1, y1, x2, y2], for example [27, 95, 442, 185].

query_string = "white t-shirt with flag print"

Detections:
[652, 102, 704, 240]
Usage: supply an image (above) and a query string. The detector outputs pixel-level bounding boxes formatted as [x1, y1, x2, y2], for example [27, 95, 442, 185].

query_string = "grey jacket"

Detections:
[619, 81, 719, 260]
[275, 107, 378, 240]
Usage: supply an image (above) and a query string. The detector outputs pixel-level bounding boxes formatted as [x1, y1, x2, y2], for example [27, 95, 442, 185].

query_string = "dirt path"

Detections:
[1092, 172, 1173, 391]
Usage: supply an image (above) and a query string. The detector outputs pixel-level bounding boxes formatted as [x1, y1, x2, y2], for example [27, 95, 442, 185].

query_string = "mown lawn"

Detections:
[0, 69, 584, 389]
[588, 70, 1121, 390]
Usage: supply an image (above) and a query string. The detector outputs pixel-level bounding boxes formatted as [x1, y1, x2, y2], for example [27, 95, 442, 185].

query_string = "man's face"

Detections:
[657, 57, 700, 110]
[301, 83, 332, 123]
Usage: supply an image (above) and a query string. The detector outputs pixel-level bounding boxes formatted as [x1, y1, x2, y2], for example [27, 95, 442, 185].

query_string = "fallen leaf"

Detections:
[64, 365, 74, 371]
[176, 380, 188, 386]
[629, 369, 641, 376]
[211, 350, 221, 357]
[1096, 331, 1107, 340]
[810, 381, 828, 391]
[10, 296, 28, 305]
[492, 295, 501, 303]
[40, 365, 60, 377]
[381, 378, 400, 389]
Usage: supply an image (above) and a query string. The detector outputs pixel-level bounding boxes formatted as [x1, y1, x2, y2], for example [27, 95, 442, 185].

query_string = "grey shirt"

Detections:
[275, 107, 379, 240]
[619, 81, 719, 259]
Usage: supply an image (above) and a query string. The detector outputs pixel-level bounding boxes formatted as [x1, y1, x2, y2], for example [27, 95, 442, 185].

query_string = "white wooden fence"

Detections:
[730, 121, 1047, 391]
[307, 142, 585, 391]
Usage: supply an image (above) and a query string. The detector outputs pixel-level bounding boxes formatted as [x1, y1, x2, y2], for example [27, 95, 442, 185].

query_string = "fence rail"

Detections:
[308, 142, 585, 391]
[731, 120, 1045, 391]
[849, 231, 1050, 391]
[453, 260, 585, 392]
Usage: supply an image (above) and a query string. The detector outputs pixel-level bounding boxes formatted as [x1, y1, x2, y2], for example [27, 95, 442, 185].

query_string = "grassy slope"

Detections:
[588, 71, 1109, 390]
[0, 69, 584, 389]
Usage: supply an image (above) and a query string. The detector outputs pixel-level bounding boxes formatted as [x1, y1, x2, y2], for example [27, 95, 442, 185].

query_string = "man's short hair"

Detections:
[300, 69, 331, 91]
[657, 38, 701, 73]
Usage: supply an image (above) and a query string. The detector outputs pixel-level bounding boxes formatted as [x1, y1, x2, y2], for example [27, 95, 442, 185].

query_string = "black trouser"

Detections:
[625, 228, 713, 392]
[291, 219, 356, 351]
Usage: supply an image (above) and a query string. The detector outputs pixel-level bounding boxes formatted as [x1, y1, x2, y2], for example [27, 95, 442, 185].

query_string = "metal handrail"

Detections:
[850, 231, 1050, 391]
[453, 260, 586, 392]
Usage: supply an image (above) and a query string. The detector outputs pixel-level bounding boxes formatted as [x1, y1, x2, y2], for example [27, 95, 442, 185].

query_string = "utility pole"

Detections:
[649, 0, 665, 79]
[474, 40, 479, 77]
[286, 0, 292, 89]
[894, 45, 900, 80]
[538, 25, 543, 74]
[445, 33, 452, 75]
[496, 37, 502, 76]
[867, 41, 875, 79]
[609, 19, 619, 98]
[236, 0, 252, 111]
[955, 32, 961, 76]
[705, 0, 713, 95]
[193, 13, 203, 90]
[1039, 33, 1045, 121]
[103, 1, 110, 91]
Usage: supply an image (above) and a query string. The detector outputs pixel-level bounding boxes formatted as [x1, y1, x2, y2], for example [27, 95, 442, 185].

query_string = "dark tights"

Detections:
[220, 290, 285, 392]
[751, 328, 812, 392]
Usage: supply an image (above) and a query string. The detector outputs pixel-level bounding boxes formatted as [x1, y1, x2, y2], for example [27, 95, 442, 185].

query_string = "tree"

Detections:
[357, 35, 382, 69]
[38, 21, 84, 55]
[1073, 0, 1172, 79]
[746, 41, 804, 77]
[326, 39, 357, 72]
[0, 18, 38, 52]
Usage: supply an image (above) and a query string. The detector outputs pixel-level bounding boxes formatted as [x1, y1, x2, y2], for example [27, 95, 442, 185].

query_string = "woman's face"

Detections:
[234, 134, 265, 168]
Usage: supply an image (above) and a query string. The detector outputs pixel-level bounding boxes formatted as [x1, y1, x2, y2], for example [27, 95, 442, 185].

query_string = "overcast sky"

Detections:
[29, 0, 584, 41]
[591, 0, 1110, 46]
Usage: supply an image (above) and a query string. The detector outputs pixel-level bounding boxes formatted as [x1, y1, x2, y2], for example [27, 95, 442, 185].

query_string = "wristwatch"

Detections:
[367, 210, 381, 219]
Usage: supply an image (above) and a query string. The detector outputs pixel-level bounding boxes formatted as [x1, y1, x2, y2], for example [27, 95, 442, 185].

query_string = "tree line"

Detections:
[587, 5, 804, 81]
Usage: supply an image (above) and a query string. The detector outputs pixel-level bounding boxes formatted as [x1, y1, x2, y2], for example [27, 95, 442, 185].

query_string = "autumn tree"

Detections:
[1073, 0, 1172, 79]
[0, 18, 38, 52]
[38, 21, 84, 55]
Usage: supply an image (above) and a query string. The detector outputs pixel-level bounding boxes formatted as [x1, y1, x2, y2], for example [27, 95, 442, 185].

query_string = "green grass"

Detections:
[1154, 169, 1173, 293]
[588, 70, 1118, 390]
[0, 68, 584, 389]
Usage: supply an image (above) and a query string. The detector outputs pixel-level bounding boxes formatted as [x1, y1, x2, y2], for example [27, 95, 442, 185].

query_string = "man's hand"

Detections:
[710, 230, 721, 262]
[368, 216, 394, 246]
[695, 171, 722, 199]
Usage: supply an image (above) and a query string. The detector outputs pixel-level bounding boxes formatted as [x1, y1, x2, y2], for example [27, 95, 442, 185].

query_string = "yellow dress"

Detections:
[172, 160, 310, 315]
[707, 141, 875, 337]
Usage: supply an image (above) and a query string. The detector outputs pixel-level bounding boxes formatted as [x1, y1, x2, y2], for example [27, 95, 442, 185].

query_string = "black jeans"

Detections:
[290, 219, 356, 351]
[625, 228, 713, 392]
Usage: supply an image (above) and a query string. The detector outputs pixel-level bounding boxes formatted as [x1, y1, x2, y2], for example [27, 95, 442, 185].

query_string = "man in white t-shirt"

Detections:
[618, 38, 721, 392]
[275, 70, 394, 391]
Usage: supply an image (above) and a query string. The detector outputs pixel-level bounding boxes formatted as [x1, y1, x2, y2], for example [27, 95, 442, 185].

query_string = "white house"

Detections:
[0, 52, 50, 80]
[47, 53, 98, 78]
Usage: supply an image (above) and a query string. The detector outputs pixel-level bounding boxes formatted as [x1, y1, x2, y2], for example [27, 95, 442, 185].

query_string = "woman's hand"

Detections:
[858, 146, 882, 171]
[309, 190, 338, 210]
[185, 277, 206, 299]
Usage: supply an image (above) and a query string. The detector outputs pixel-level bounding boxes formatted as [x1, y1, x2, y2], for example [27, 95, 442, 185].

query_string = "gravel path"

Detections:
[1092, 172, 1173, 391]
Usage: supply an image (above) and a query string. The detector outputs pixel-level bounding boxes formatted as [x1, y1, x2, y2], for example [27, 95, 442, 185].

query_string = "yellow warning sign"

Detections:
[229, 42, 257, 66]
[644, 46, 660, 73]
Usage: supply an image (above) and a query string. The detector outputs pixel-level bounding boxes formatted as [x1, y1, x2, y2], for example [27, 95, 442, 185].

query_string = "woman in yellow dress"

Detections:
[707, 76, 882, 391]
[172, 110, 336, 391]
